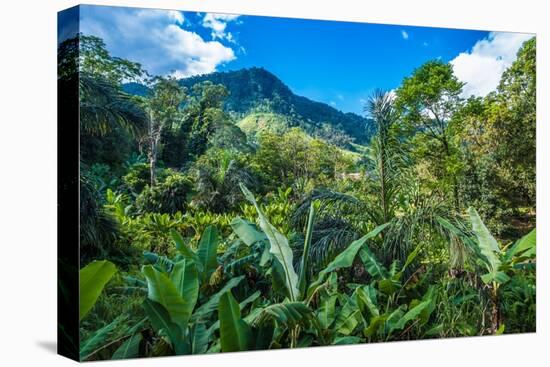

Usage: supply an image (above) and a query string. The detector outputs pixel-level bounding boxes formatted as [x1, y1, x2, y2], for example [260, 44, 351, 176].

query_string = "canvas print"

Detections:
[57, 4, 536, 361]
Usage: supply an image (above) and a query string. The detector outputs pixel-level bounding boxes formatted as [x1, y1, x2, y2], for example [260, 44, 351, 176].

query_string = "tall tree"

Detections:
[395, 60, 464, 209]
[364, 90, 401, 224]
[145, 76, 186, 186]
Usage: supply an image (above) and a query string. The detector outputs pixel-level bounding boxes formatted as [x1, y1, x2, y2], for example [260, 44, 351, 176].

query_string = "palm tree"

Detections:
[79, 73, 148, 137]
[364, 89, 402, 224]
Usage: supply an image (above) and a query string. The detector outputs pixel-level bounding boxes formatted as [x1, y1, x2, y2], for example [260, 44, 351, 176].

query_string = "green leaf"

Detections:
[111, 333, 142, 360]
[299, 202, 317, 298]
[333, 336, 362, 345]
[363, 315, 386, 338]
[240, 183, 299, 301]
[191, 322, 209, 355]
[316, 294, 338, 329]
[204, 290, 261, 338]
[390, 300, 431, 333]
[327, 223, 389, 275]
[80, 315, 125, 360]
[142, 265, 190, 330]
[197, 226, 220, 280]
[170, 229, 203, 272]
[334, 293, 362, 335]
[170, 260, 199, 320]
[230, 217, 266, 246]
[481, 271, 510, 285]
[309, 223, 389, 293]
[424, 324, 444, 337]
[468, 207, 501, 272]
[142, 299, 188, 355]
[495, 324, 506, 335]
[192, 275, 245, 321]
[378, 278, 401, 295]
[505, 228, 536, 261]
[360, 247, 388, 280]
[396, 243, 422, 280]
[252, 302, 313, 328]
[356, 285, 379, 317]
[219, 291, 252, 352]
[79, 260, 117, 321]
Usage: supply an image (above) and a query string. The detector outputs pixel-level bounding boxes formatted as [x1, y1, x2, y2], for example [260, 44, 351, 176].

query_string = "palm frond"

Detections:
[79, 73, 147, 137]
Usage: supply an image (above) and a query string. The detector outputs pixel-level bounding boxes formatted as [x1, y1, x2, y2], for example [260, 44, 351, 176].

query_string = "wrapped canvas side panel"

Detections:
[57, 5, 80, 362]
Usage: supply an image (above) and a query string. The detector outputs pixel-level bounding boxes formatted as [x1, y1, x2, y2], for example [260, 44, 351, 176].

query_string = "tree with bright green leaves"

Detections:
[144, 76, 187, 185]
[184, 81, 232, 158]
[454, 38, 535, 237]
[395, 60, 464, 209]
[488, 38, 536, 207]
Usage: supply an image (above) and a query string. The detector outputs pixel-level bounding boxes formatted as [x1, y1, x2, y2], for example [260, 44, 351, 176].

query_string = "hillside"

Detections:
[124, 67, 374, 147]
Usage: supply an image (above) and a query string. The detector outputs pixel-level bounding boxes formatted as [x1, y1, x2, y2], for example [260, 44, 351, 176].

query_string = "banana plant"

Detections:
[438, 207, 536, 333]
[234, 184, 391, 347]
[467, 207, 535, 333]
[80, 260, 117, 321]
[311, 242, 434, 344]
[134, 225, 246, 355]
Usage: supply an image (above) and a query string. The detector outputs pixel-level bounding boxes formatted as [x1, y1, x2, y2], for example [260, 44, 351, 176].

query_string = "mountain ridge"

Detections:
[123, 67, 374, 147]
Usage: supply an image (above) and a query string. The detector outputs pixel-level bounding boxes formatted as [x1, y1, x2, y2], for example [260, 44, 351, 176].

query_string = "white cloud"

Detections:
[330, 101, 337, 106]
[422, 41, 429, 47]
[451, 32, 532, 97]
[80, 6, 236, 78]
[401, 30, 409, 40]
[202, 13, 240, 41]
[337, 93, 344, 101]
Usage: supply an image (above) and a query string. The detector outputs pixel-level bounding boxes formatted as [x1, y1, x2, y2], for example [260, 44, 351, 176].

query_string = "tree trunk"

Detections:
[148, 110, 157, 187]
[489, 283, 500, 334]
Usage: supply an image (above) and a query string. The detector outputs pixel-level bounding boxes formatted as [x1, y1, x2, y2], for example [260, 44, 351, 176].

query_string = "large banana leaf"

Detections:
[356, 285, 380, 318]
[309, 223, 389, 294]
[191, 275, 245, 321]
[197, 225, 220, 280]
[389, 300, 432, 334]
[252, 302, 314, 328]
[191, 322, 209, 355]
[170, 259, 199, 316]
[231, 217, 266, 246]
[468, 207, 501, 272]
[205, 291, 261, 338]
[316, 294, 338, 329]
[111, 333, 142, 360]
[334, 295, 361, 335]
[170, 229, 203, 272]
[80, 315, 125, 360]
[240, 183, 299, 301]
[142, 299, 188, 355]
[142, 265, 192, 330]
[80, 260, 117, 321]
[218, 291, 252, 352]
[505, 228, 536, 261]
[360, 246, 388, 280]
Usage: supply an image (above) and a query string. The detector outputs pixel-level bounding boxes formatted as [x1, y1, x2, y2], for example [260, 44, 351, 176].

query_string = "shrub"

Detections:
[135, 173, 193, 214]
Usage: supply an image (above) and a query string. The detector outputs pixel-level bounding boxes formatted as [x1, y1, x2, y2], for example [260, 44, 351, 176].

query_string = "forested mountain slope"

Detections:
[124, 67, 374, 147]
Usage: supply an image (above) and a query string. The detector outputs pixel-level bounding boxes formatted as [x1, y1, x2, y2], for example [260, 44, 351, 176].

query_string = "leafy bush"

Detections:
[135, 173, 193, 215]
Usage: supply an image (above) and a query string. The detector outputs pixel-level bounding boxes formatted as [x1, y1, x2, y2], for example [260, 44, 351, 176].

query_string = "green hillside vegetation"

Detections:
[237, 112, 292, 138]
[124, 67, 374, 149]
[64, 33, 536, 361]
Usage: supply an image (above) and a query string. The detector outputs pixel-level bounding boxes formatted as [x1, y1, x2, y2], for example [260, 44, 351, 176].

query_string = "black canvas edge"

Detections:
[57, 4, 81, 362]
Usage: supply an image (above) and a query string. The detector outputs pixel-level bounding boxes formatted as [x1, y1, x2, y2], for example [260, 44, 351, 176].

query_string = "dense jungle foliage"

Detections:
[63, 33, 536, 361]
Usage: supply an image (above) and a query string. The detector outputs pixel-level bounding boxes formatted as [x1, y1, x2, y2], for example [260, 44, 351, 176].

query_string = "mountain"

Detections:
[123, 67, 374, 147]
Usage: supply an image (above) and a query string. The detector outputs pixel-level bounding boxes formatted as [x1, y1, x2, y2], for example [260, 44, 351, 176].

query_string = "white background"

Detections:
[0, 0, 547, 365]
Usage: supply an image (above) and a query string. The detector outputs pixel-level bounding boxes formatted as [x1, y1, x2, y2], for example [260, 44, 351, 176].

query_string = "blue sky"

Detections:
[61, 5, 533, 115]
